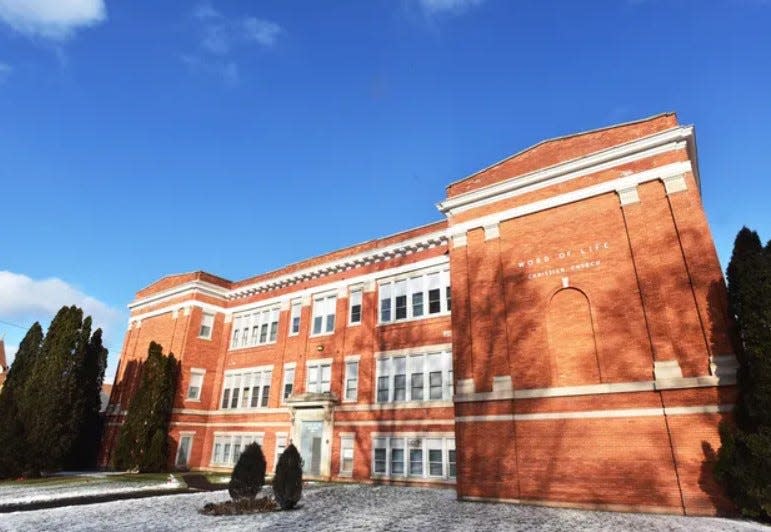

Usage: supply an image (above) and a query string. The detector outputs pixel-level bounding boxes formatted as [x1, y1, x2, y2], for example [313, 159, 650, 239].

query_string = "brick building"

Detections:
[100, 113, 738, 515]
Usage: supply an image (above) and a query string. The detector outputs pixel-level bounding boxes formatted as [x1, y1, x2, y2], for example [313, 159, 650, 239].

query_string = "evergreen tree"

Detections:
[112, 342, 179, 472]
[272, 443, 303, 510]
[66, 328, 108, 469]
[229, 442, 267, 501]
[19, 306, 92, 474]
[0, 323, 44, 478]
[716, 227, 771, 521]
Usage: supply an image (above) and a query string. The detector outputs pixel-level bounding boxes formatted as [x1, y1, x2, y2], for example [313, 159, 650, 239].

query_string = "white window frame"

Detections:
[289, 299, 302, 336]
[348, 287, 362, 326]
[230, 305, 280, 350]
[306, 358, 332, 394]
[175, 432, 195, 467]
[344, 356, 360, 403]
[282, 363, 296, 403]
[371, 433, 455, 481]
[210, 432, 264, 467]
[219, 365, 273, 411]
[374, 348, 453, 404]
[378, 267, 451, 325]
[186, 368, 205, 402]
[198, 313, 214, 339]
[340, 434, 354, 476]
[311, 292, 337, 337]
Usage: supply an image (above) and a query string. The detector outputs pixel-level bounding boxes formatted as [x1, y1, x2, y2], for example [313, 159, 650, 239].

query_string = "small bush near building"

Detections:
[228, 442, 266, 501]
[273, 443, 303, 510]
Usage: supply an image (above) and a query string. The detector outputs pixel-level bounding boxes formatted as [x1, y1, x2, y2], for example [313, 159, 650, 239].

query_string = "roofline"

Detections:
[445, 112, 677, 192]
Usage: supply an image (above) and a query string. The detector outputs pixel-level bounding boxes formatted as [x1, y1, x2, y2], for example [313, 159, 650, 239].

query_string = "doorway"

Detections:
[300, 420, 323, 476]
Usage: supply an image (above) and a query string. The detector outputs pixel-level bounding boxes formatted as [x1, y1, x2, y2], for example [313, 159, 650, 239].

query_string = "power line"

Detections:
[0, 318, 29, 331]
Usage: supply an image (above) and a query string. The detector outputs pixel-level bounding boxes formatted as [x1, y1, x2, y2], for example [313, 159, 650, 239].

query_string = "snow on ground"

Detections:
[0, 483, 767, 531]
[0, 475, 180, 505]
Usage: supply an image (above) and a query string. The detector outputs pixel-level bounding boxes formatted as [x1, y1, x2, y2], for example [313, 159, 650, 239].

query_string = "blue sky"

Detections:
[0, 0, 769, 380]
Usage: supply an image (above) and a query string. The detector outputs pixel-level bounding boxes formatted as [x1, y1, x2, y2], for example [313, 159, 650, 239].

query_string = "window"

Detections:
[306, 361, 331, 393]
[344, 359, 359, 402]
[378, 268, 450, 323]
[340, 435, 354, 475]
[176, 435, 193, 467]
[186, 369, 205, 401]
[219, 367, 272, 410]
[312, 294, 336, 335]
[375, 350, 453, 403]
[349, 288, 362, 325]
[198, 313, 214, 339]
[289, 299, 302, 335]
[371, 435, 455, 480]
[210, 433, 264, 467]
[282, 365, 295, 402]
[230, 306, 280, 349]
[275, 433, 288, 470]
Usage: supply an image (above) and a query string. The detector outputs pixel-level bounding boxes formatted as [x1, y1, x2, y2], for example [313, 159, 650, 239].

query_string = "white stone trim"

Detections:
[617, 185, 640, 206]
[654, 360, 683, 380]
[446, 160, 692, 238]
[453, 374, 736, 403]
[171, 421, 290, 428]
[452, 233, 467, 248]
[129, 255, 450, 324]
[374, 343, 452, 358]
[438, 125, 693, 215]
[492, 376, 512, 393]
[337, 400, 453, 412]
[483, 223, 500, 240]
[455, 404, 732, 423]
[334, 419, 454, 427]
[172, 407, 288, 416]
[710, 354, 739, 378]
[662, 174, 688, 194]
[128, 280, 230, 310]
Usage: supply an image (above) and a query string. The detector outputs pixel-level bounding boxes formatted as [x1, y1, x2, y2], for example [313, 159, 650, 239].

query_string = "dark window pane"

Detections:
[221, 389, 230, 409]
[251, 386, 260, 408]
[446, 286, 451, 311]
[261, 386, 270, 407]
[377, 376, 389, 402]
[449, 450, 457, 478]
[326, 314, 335, 333]
[412, 292, 423, 317]
[411, 373, 424, 401]
[393, 374, 406, 402]
[230, 388, 240, 408]
[259, 323, 268, 343]
[395, 295, 407, 320]
[429, 371, 443, 399]
[269, 322, 278, 342]
[350, 304, 361, 323]
[313, 316, 322, 335]
[291, 317, 300, 334]
[380, 299, 391, 322]
[428, 289, 441, 314]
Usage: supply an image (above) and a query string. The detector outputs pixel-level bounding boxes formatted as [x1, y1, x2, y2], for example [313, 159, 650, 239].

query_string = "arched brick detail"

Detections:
[547, 288, 601, 386]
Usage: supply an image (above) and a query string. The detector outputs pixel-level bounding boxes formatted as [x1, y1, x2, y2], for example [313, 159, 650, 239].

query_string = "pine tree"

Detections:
[229, 442, 267, 501]
[19, 306, 92, 474]
[716, 227, 771, 521]
[272, 443, 303, 510]
[112, 342, 179, 472]
[0, 323, 43, 478]
[66, 327, 108, 469]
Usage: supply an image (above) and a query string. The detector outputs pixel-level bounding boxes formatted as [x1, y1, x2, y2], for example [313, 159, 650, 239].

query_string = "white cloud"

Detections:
[0, 62, 10, 83]
[243, 17, 282, 47]
[185, 4, 282, 85]
[417, 0, 485, 14]
[0, 271, 124, 367]
[0, 0, 106, 40]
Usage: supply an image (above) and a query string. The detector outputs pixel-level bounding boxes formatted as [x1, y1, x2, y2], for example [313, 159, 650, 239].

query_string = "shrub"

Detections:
[228, 442, 266, 501]
[272, 443, 302, 510]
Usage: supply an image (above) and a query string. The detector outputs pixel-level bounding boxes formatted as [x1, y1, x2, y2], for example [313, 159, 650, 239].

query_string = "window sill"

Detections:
[197, 336, 213, 341]
[228, 341, 278, 352]
[377, 312, 451, 327]
[347, 322, 361, 328]
[309, 331, 335, 339]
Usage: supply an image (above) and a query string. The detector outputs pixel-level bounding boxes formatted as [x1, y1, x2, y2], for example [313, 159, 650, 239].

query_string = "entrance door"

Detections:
[300, 421, 323, 476]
